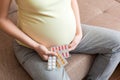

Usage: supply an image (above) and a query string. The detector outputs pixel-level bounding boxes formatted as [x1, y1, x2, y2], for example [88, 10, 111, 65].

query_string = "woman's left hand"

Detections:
[68, 34, 82, 51]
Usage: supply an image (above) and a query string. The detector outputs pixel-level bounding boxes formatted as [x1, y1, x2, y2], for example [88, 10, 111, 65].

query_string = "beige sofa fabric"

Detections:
[79, 0, 120, 31]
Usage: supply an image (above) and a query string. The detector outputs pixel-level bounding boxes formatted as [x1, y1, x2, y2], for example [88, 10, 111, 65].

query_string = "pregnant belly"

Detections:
[18, 24, 76, 49]
[17, 10, 76, 49]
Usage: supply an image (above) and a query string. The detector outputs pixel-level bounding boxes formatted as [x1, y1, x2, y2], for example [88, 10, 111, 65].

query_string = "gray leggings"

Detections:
[13, 24, 120, 80]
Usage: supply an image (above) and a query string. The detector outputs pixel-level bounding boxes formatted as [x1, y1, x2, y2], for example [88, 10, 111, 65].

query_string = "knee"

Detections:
[99, 30, 120, 46]
[110, 35, 120, 49]
[109, 35, 120, 46]
[94, 29, 120, 52]
[107, 34, 120, 53]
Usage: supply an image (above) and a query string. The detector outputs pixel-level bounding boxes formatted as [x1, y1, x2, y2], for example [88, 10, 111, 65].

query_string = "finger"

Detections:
[68, 48, 72, 51]
[68, 43, 73, 48]
[68, 47, 74, 51]
[43, 55, 49, 61]
[69, 41, 76, 48]
[46, 51, 58, 56]
[68, 45, 77, 51]
[38, 52, 48, 61]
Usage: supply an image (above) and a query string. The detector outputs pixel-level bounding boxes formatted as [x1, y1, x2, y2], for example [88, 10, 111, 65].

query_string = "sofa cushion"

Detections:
[0, 31, 32, 80]
[9, 0, 17, 14]
[78, 0, 120, 31]
[8, 12, 17, 25]
[65, 54, 94, 80]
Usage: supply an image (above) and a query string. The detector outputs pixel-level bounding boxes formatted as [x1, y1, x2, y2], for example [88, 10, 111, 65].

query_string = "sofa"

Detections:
[0, 0, 120, 80]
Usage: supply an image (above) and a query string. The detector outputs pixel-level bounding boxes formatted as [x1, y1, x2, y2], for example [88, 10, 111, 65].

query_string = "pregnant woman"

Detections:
[0, 0, 120, 80]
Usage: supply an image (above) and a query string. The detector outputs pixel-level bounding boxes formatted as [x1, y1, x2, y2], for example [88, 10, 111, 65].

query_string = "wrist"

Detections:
[32, 42, 41, 50]
[75, 32, 83, 40]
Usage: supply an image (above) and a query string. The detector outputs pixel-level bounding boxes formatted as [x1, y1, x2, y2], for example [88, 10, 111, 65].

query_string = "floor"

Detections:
[110, 64, 120, 80]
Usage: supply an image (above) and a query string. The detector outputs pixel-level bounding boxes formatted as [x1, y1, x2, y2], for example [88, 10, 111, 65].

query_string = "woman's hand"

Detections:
[34, 44, 57, 61]
[68, 34, 82, 51]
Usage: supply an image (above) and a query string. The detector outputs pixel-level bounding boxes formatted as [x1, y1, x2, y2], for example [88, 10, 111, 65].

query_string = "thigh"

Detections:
[70, 24, 120, 54]
[13, 40, 70, 80]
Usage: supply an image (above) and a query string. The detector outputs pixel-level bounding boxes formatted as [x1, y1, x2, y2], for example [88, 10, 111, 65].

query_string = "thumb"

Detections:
[47, 51, 58, 56]
[69, 41, 74, 48]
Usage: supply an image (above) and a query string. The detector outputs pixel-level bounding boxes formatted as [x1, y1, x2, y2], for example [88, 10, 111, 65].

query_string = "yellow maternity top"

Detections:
[15, 0, 76, 49]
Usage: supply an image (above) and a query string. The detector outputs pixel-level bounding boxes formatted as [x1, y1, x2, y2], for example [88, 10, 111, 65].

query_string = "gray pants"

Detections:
[13, 24, 120, 80]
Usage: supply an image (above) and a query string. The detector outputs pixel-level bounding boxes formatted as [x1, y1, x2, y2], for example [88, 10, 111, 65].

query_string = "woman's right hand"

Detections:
[0, 0, 57, 61]
[34, 44, 57, 61]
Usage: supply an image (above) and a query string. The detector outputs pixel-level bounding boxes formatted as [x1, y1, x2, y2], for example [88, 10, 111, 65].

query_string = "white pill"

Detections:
[52, 56, 56, 59]
[48, 57, 52, 60]
[52, 59, 56, 62]
[48, 66, 52, 70]
[53, 58, 56, 61]
[52, 63, 56, 66]
[48, 60, 52, 62]
[48, 56, 52, 59]
[52, 66, 56, 69]
[48, 62, 52, 65]
[52, 60, 56, 62]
